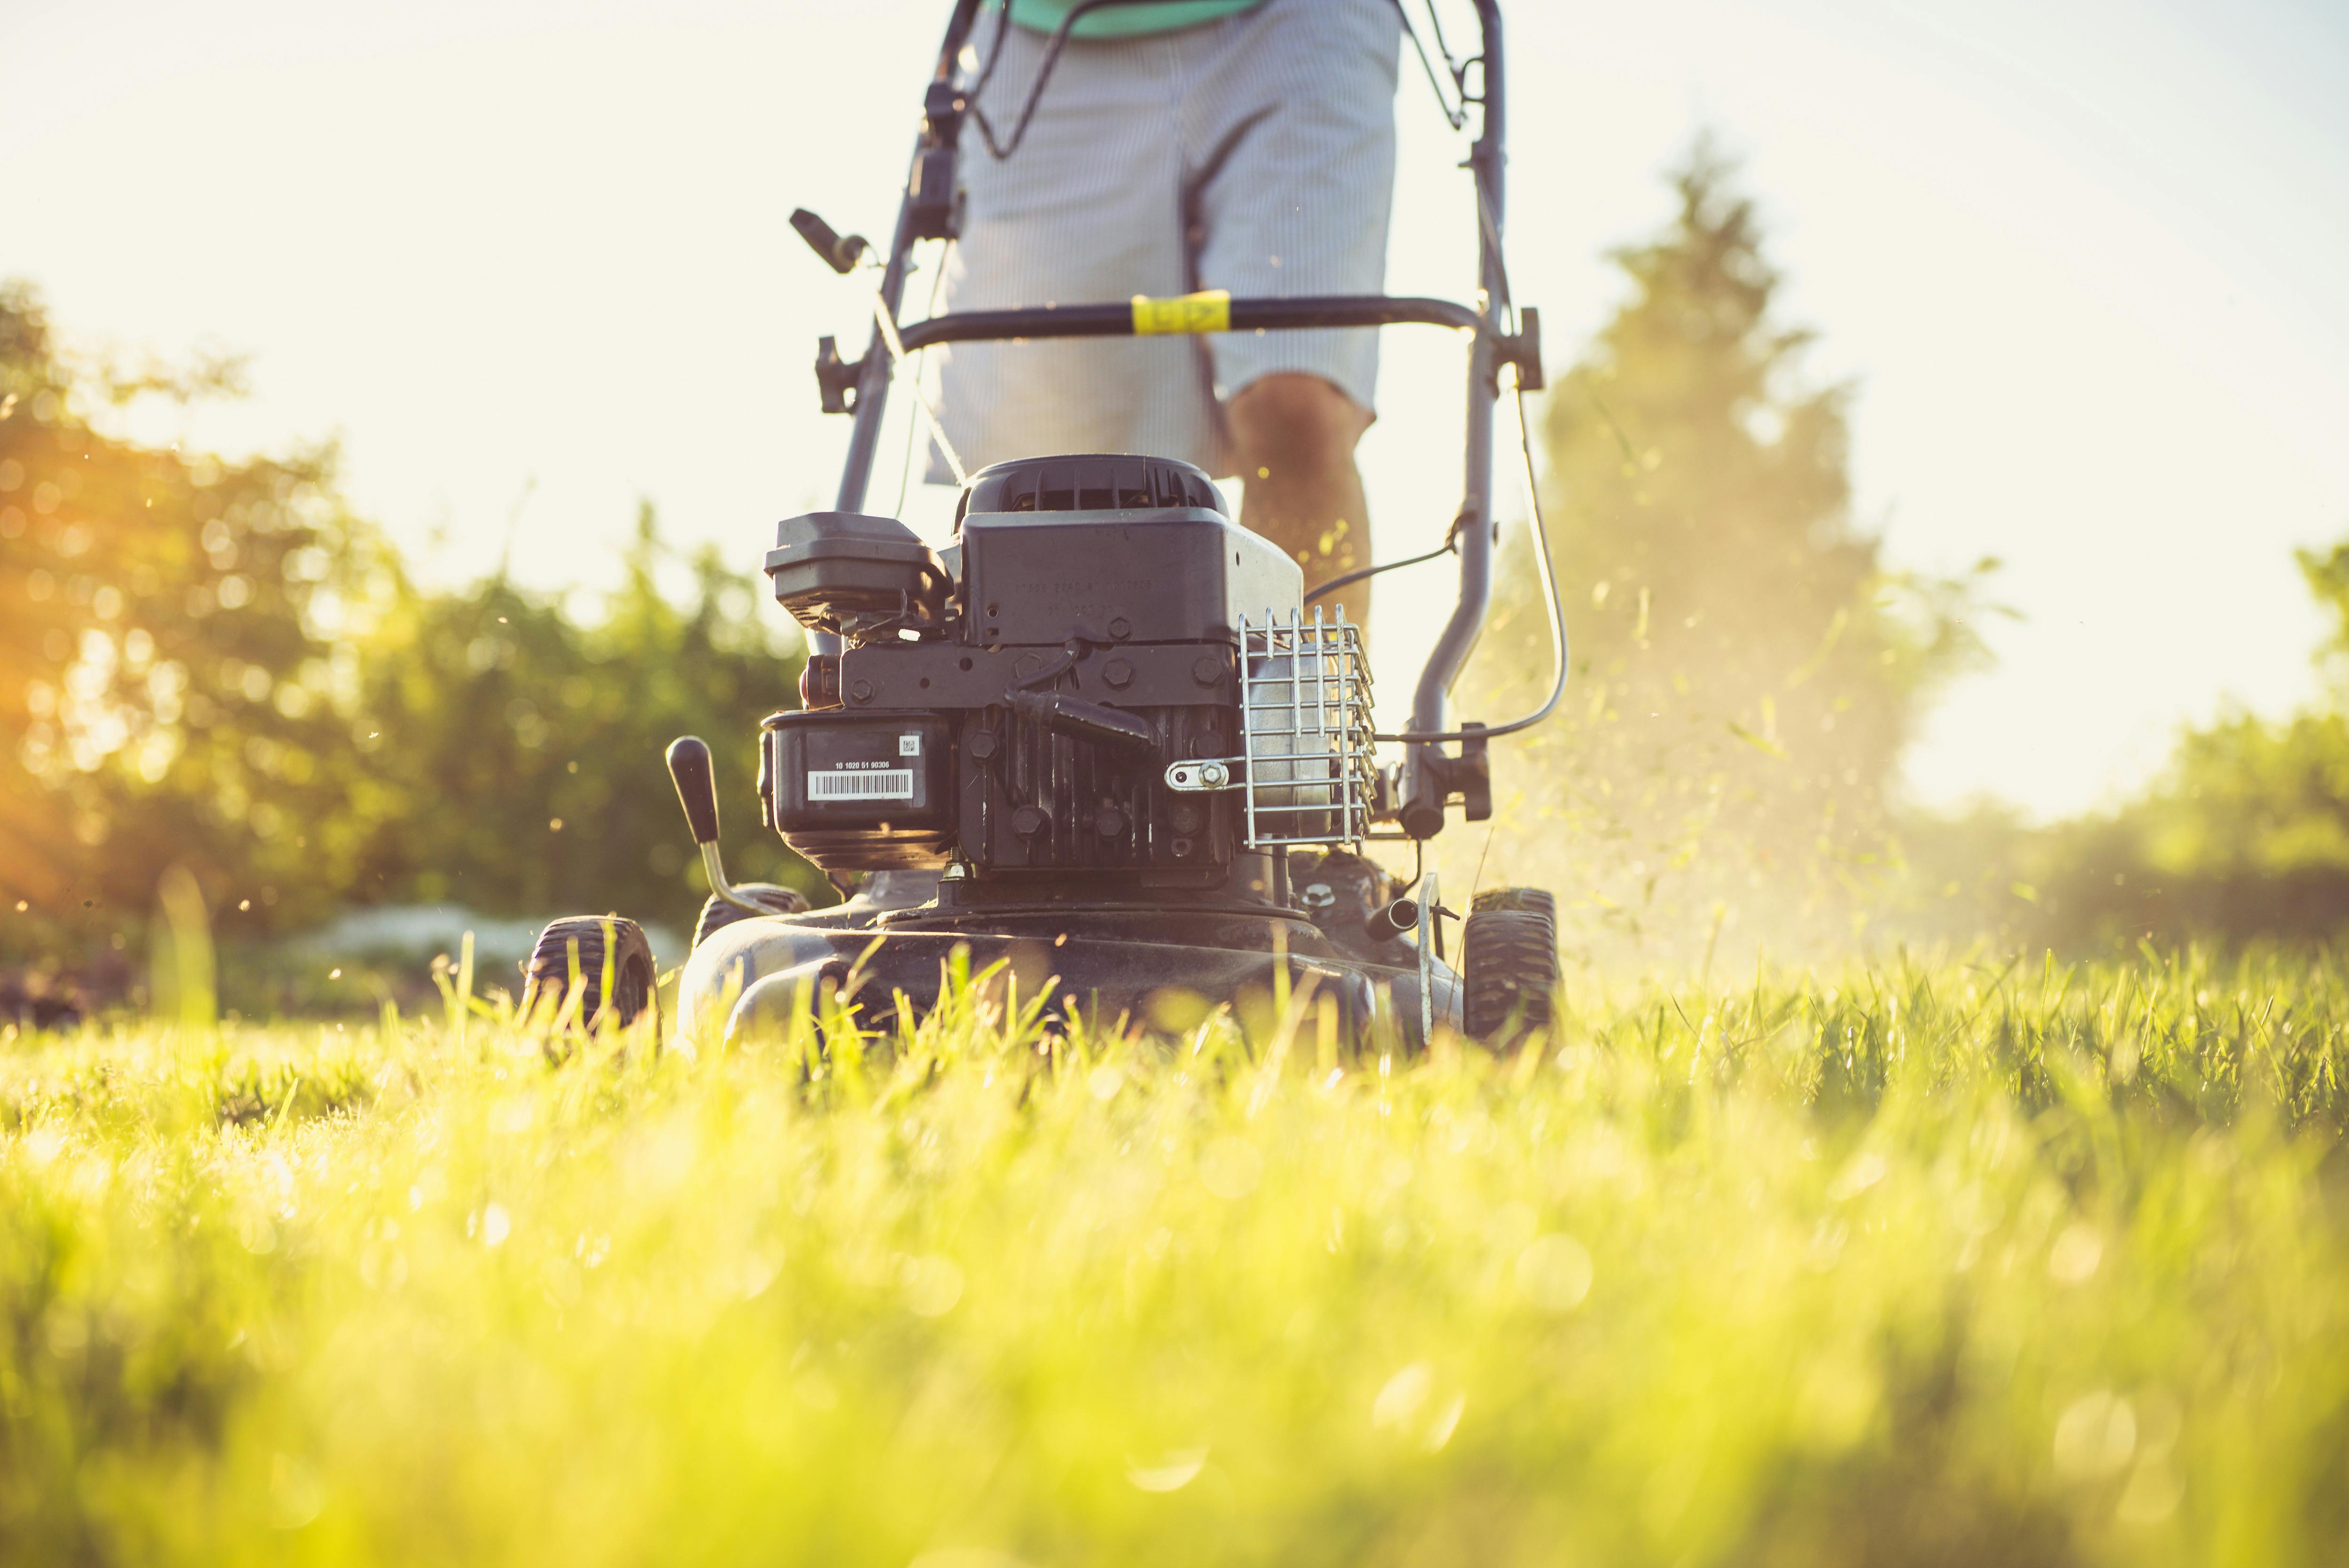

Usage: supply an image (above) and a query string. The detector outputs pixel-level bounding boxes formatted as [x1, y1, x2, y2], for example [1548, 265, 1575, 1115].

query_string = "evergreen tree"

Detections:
[1467, 149, 1985, 957]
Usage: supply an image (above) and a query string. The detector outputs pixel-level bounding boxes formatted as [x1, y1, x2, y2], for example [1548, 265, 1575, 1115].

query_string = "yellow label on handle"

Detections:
[1131, 289, 1231, 335]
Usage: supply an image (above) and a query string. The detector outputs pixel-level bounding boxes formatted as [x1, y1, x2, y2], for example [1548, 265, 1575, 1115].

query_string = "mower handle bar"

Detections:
[890, 293, 1486, 352]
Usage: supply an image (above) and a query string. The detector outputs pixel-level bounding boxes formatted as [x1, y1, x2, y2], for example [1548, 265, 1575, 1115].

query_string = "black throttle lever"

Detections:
[791, 208, 869, 275]
[665, 735, 768, 916]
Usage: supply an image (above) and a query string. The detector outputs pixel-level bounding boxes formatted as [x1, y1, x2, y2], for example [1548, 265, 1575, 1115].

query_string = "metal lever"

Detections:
[1417, 870, 1442, 1044]
[665, 735, 771, 916]
[790, 208, 869, 274]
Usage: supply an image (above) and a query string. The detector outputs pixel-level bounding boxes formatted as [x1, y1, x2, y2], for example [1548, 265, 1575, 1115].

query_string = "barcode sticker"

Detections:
[807, 768, 914, 802]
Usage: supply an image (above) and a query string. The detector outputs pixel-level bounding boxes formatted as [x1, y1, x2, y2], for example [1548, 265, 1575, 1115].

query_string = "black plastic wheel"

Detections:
[522, 916, 659, 1031]
[1462, 909, 1559, 1044]
[1471, 886, 1557, 928]
[692, 882, 811, 951]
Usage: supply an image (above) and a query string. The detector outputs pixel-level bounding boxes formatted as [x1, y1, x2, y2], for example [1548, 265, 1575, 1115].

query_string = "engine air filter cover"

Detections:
[764, 511, 950, 639]
[959, 454, 1227, 520]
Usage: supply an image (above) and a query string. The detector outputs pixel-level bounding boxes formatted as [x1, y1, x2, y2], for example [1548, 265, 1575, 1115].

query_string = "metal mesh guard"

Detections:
[1236, 607, 1376, 850]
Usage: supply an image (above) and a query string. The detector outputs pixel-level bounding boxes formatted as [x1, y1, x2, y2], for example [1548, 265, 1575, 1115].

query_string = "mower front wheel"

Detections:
[522, 916, 659, 1032]
[1461, 908, 1558, 1045]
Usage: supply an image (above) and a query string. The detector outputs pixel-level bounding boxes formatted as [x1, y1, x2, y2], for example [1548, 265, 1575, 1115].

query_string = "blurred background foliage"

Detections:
[1465, 147, 2349, 964]
[0, 281, 813, 1002]
[1905, 540, 2349, 950]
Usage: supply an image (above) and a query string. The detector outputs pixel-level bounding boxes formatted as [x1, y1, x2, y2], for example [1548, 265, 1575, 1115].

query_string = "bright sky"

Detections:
[7, 0, 2346, 821]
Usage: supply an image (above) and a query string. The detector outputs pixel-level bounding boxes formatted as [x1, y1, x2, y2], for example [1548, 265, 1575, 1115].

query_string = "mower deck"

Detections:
[676, 885, 1457, 1048]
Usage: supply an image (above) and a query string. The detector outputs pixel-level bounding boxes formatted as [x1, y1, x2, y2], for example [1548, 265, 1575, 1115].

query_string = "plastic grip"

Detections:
[1130, 289, 1231, 336]
[666, 735, 722, 845]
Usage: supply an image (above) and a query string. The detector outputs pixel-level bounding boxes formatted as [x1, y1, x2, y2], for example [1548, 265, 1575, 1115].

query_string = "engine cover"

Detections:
[960, 513, 1295, 646]
[764, 454, 1307, 881]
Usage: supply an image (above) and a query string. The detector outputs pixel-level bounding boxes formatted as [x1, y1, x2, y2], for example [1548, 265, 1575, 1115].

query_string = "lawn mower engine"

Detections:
[521, 454, 1559, 1048]
[708, 451, 1426, 1037]
[767, 452, 1354, 888]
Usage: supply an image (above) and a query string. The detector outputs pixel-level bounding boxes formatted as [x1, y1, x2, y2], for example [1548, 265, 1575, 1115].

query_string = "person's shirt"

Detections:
[1006, 0, 1266, 39]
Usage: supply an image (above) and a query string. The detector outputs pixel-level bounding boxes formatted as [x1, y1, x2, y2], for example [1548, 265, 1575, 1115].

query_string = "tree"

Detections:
[1909, 537, 2349, 950]
[1463, 148, 1986, 959]
[340, 505, 816, 931]
[2, 280, 813, 983]
[0, 282, 388, 960]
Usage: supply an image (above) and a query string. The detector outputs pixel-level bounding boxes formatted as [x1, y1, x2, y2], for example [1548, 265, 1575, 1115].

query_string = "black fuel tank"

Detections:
[766, 711, 956, 869]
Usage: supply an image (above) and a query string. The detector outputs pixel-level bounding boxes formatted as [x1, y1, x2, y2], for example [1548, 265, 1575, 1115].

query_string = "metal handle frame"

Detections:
[823, 0, 1509, 840]
[892, 293, 1485, 350]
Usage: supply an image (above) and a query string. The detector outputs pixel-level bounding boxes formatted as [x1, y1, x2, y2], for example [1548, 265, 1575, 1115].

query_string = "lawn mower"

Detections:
[522, 0, 1567, 1049]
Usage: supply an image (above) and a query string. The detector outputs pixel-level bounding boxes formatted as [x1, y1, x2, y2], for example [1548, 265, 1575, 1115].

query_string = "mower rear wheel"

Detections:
[1471, 886, 1557, 929]
[692, 882, 811, 951]
[1462, 908, 1558, 1045]
[523, 916, 659, 1032]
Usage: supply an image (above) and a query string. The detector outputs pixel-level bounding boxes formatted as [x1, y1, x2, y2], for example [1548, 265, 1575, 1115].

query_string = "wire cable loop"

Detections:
[1370, 370, 1568, 745]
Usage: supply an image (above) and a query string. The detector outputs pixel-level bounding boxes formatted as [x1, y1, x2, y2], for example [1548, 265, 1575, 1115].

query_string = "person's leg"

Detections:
[1177, 0, 1401, 630]
[1226, 372, 1374, 628]
[936, 25, 1212, 481]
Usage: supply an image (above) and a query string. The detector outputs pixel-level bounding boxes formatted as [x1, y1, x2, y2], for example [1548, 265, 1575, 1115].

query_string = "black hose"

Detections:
[1302, 536, 1457, 606]
[970, 0, 1154, 162]
[1393, 0, 1471, 131]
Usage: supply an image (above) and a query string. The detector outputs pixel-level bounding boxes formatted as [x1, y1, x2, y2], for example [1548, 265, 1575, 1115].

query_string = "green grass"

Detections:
[6, 949, 2349, 1565]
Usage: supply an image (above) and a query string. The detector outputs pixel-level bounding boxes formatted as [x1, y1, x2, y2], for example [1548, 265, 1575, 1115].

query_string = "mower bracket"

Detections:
[1165, 758, 1245, 792]
[1416, 725, 1493, 825]
[909, 80, 966, 241]
[1489, 305, 1544, 393]
[815, 335, 870, 415]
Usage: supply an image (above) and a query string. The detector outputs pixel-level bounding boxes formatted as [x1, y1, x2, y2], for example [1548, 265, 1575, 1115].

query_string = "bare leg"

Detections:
[1227, 373, 1375, 633]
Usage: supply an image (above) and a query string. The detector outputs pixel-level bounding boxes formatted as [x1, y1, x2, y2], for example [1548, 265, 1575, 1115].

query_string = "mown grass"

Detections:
[5, 947, 2349, 1566]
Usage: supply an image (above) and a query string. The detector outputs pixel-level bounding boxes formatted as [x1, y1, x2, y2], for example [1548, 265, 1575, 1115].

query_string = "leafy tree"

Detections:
[341, 507, 816, 931]
[1909, 539, 2349, 949]
[1463, 148, 1987, 959]
[0, 282, 387, 961]
[2, 281, 812, 984]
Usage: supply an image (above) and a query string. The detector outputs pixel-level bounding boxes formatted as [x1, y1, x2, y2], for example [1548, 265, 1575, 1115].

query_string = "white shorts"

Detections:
[931, 0, 1402, 482]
